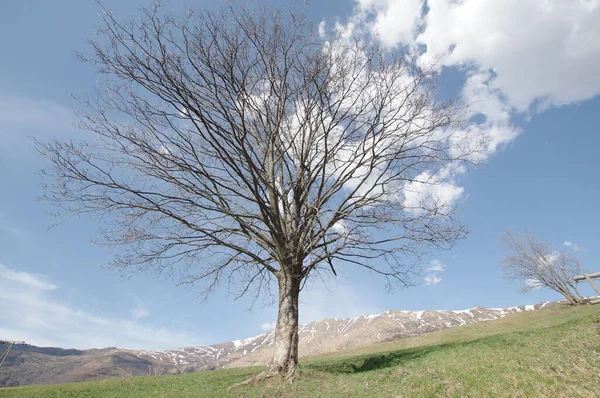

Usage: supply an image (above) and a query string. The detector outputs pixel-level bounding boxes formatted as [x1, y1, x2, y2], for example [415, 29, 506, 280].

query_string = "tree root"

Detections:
[226, 369, 278, 390]
[284, 364, 297, 384]
[227, 365, 297, 390]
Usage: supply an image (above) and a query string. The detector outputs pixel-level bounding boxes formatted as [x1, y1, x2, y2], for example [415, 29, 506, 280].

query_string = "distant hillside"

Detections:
[0, 302, 552, 387]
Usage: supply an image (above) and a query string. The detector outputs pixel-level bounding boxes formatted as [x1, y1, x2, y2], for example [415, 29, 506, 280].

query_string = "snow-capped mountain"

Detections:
[0, 302, 552, 387]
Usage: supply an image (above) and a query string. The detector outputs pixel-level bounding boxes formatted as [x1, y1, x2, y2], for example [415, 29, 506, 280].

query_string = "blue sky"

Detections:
[1, 0, 599, 350]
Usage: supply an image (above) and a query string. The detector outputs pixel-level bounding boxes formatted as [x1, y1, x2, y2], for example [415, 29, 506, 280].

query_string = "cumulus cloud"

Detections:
[341, 0, 600, 208]
[354, 0, 425, 48]
[351, 0, 600, 113]
[426, 259, 446, 273]
[460, 71, 521, 154]
[0, 263, 200, 350]
[424, 274, 442, 285]
[403, 172, 464, 215]
[424, 259, 446, 285]
[419, 0, 600, 112]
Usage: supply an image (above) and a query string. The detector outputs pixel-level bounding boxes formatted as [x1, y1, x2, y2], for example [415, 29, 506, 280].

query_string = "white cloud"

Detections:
[331, 220, 349, 236]
[351, 0, 600, 113]
[0, 263, 200, 350]
[260, 321, 276, 332]
[564, 241, 584, 251]
[0, 263, 56, 291]
[342, 0, 600, 207]
[525, 278, 544, 290]
[355, 0, 424, 48]
[460, 71, 521, 155]
[424, 274, 442, 285]
[426, 259, 446, 273]
[418, 0, 600, 112]
[424, 259, 446, 286]
[539, 251, 559, 267]
[403, 171, 464, 215]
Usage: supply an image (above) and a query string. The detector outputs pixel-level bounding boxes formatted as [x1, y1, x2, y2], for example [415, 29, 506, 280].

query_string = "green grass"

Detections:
[2, 304, 600, 397]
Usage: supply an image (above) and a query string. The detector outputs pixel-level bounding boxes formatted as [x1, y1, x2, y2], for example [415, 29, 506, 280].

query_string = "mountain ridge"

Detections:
[0, 301, 553, 387]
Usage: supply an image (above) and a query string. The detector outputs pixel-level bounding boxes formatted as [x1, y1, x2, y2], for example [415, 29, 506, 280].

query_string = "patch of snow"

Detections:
[364, 314, 378, 324]
[452, 309, 470, 314]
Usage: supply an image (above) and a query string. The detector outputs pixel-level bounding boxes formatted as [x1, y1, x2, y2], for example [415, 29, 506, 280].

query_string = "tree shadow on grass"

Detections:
[306, 339, 489, 375]
[306, 346, 439, 374]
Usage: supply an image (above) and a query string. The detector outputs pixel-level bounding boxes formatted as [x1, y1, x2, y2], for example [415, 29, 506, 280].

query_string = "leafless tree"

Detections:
[147, 363, 167, 377]
[501, 230, 586, 305]
[38, 3, 480, 381]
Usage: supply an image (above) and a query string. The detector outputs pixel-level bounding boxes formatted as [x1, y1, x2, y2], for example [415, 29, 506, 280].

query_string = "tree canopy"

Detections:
[39, 3, 480, 380]
[501, 230, 586, 305]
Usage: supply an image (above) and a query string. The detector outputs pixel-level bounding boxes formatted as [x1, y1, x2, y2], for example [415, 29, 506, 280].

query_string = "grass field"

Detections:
[2, 304, 599, 397]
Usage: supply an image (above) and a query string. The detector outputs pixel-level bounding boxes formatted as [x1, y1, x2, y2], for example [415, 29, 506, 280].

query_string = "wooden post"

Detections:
[573, 271, 600, 282]
[574, 272, 600, 301]
[584, 274, 600, 296]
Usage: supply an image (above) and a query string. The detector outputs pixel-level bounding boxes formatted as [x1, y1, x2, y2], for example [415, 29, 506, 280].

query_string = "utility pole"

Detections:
[0, 340, 26, 369]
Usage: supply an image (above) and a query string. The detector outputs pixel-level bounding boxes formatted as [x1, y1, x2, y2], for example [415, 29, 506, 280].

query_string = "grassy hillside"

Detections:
[2, 304, 599, 397]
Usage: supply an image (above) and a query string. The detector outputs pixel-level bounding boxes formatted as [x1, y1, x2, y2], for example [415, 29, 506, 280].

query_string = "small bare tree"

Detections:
[501, 231, 586, 305]
[38, 3, 479, 381]
[147, 363, 167, 377]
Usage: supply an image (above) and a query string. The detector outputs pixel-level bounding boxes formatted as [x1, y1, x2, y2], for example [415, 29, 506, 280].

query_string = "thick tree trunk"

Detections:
[558, 285, 578, 305]
[267, 273, 300, 380]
